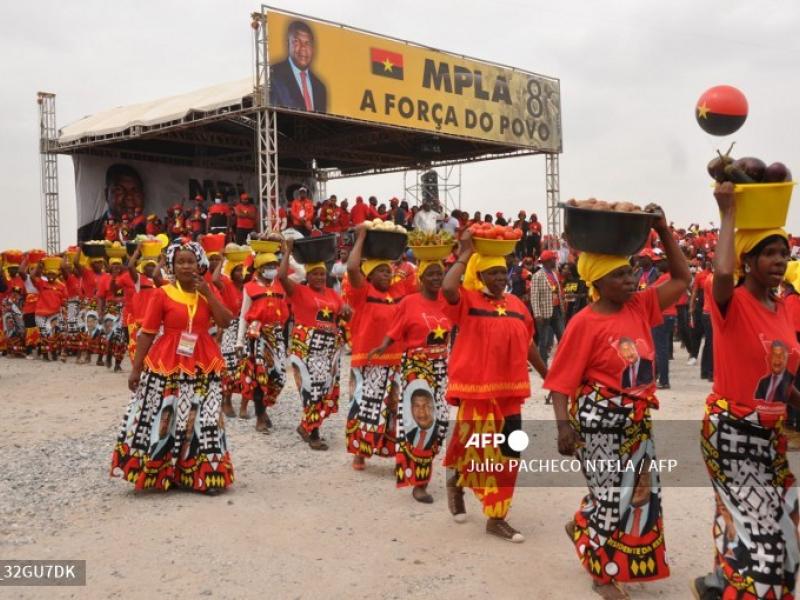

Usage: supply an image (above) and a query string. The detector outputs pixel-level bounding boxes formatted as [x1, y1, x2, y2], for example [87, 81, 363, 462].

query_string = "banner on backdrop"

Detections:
[72, 156, 259, 242]
[265, 9, 562, 152]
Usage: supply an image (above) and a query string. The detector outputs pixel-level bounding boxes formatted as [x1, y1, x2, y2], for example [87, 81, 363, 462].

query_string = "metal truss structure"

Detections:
[545, 153, 561, 236]
[403, 165, 462, 215]
[38, 92, 60, 253]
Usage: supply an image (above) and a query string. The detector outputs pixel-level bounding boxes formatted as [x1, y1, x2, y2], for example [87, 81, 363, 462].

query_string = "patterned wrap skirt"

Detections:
[220, 317, 245, 396]
[241, 322, 286, 406]
[566, 383, 670, 585]
[289, 323, 342, 433]
[701, 395, 799, 599]
[111, 367, 234, 492]
[346, 364, 400, 458]
[394, 346, 449, 487]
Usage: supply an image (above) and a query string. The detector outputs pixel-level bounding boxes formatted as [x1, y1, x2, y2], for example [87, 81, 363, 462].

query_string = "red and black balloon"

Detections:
[695, 85, 748, 136]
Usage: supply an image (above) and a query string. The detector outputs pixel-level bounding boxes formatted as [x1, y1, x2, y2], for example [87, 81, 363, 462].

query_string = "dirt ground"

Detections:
[1, 348, 795, 599]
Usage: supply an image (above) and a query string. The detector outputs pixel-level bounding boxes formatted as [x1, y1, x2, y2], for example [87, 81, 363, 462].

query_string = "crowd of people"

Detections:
[3, 186, 800, 600]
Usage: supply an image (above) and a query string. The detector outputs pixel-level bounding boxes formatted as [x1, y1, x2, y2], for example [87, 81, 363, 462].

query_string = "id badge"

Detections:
[177, 331, 198, 357]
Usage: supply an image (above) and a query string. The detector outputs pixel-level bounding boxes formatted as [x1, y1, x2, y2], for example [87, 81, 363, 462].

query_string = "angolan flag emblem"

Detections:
[370, 48, 404, 80]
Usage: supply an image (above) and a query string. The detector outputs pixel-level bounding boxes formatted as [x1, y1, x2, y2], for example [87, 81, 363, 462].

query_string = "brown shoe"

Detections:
[308, 437, 329, 451]
[412, 485, 434, 504]
[446, 474, 466, 522]
[592, 582, 629, 600]
[296, 425, 311, 443]
[485, 518, 525, 543]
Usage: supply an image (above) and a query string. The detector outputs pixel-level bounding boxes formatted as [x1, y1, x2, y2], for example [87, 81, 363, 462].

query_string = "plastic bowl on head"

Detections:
[409, 244, 452, 261]
[562, 204, 655, 255]
[363, 230, 408, 260]
[292, 234, 338, 264]
[472, 237, 517, 257]
[248, 239, 281, 254]
[80, 242, 108, 258]
[728, 182, 795, 229]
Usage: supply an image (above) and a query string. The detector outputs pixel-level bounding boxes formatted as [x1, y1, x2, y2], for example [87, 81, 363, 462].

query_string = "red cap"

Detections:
[390, 197, 399, 206]
[495, 211, 503, 218]
[170, 203, 182, 212]
[356, 196, 363, 202]
[540, 250, 557, 262]
[194, 195, 204, 202]
[240, 192, 250, 200]
[199, 233, 226, 254]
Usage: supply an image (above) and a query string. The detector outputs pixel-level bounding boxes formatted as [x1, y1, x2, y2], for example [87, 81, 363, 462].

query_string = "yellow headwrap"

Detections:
[463, 254, 507, 291]
[223, 261, 247, 277]
[734, 228, 787, 276]
[254, 253, 278, 269]
[362, 258, 391, 278]
[418, 260, 444, 277]
[108, 257, 123, 266]
[577, 252, 631, 301]
[305, 261, 327, 274]
[137, 259, 157, 274]
[784, 260, 800, 292]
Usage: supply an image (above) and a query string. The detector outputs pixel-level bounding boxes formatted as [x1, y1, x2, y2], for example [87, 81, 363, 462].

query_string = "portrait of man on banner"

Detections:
[269, 20, 328, 113]
[78, 163, 146, 242]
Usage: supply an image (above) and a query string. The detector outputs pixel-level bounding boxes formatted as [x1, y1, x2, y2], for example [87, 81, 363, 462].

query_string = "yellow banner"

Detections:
[266, 10, 562, 151]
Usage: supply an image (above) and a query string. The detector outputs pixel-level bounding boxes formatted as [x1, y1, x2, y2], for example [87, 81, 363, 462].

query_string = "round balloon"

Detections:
[696, 85, 748, 136]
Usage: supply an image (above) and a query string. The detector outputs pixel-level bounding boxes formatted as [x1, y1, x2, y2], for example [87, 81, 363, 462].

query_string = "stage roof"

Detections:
[54, 78, 543, 178]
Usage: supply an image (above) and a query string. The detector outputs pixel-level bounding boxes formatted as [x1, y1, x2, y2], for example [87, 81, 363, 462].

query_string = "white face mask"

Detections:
[214, 198, 222, 204]
[262, 267, 277, 280]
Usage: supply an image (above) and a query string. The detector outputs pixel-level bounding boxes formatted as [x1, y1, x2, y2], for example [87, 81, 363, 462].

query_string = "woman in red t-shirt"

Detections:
[544, 205, 689, 599]
[212, 247, 247, 419]
[440, 231, 547, 543]
[279, 239, 348, 450]
[21, 257, 67, 361]
[236, 252, 288, 432]
[345, 225, 408, 470]
[111, 240, 234, 494]
[691, 183, 800, 600]
[369, 258, 451, 503]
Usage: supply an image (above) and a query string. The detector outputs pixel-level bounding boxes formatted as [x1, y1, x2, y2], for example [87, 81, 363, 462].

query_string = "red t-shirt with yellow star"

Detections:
[443, 288, 534, 401]
[290, 284, 343, 329]
[349, 281, 405, 367]
[386, 292, 451, 350]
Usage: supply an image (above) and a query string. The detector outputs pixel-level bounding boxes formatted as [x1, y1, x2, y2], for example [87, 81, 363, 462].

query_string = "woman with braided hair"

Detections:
[111, 240, 234, 494]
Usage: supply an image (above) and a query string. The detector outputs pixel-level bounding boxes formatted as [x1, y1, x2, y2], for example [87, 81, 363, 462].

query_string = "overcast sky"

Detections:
[2, 0, 799, 249]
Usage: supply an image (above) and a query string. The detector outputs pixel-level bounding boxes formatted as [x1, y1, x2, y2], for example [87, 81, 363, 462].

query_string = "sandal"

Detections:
[592, 582, 630, 600]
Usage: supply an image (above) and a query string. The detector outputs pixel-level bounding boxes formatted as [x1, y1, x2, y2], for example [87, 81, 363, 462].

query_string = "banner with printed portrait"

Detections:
[265, 9, 562, 151]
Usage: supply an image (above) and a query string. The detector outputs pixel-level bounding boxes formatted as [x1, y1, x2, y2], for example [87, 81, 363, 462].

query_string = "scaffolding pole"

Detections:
[38, 92, 61, 253]
[545, 153, 561, 237]
[252, 10, 278, 232]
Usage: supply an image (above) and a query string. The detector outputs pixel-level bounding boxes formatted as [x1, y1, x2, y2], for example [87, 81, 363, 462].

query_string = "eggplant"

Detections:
[733, 157, 766, 182]
[707, 155, 733, 182]
[764, 161, 792, 183]
[723, 163, 756, 184]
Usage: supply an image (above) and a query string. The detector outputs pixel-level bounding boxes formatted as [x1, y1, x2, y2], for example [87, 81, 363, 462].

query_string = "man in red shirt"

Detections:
[207, 192, 232, 236]
[234, 193, 258, 244]
[349, 196, 370, 225]
[290, 188, 315, 235]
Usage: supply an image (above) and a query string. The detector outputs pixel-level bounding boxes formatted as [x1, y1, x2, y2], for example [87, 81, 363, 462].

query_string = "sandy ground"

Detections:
[1, 347, 795, 599]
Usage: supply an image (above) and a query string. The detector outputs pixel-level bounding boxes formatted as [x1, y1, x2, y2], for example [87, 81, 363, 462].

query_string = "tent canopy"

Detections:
[54, 78, 539, 178]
